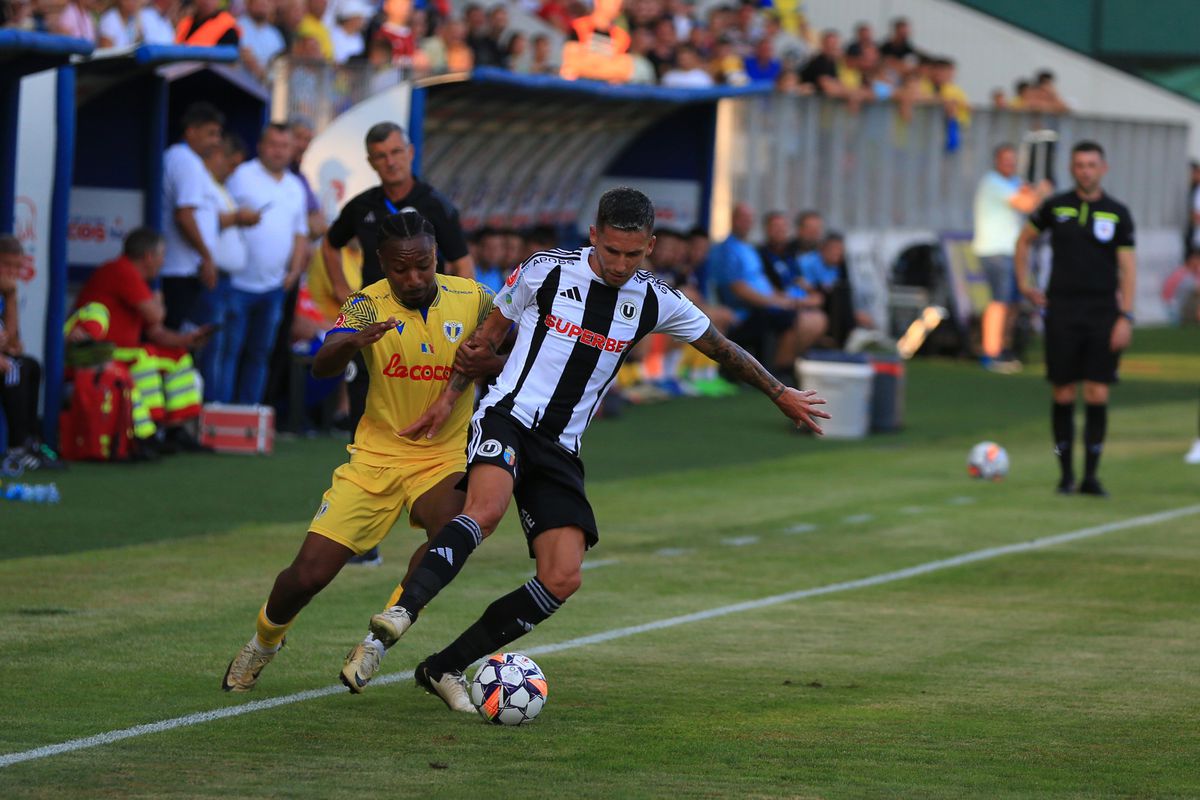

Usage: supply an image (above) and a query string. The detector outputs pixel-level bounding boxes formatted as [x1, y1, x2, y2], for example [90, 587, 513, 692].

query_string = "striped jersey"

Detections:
[331, 275, 493, 463]
[481, 247, 710, 453]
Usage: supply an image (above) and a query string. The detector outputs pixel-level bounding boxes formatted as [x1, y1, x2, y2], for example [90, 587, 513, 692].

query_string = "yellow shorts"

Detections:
[308, 448, 465, 555]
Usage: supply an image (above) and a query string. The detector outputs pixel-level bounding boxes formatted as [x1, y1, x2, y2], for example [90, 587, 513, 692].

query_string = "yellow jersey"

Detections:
[332, 275, 494, 464]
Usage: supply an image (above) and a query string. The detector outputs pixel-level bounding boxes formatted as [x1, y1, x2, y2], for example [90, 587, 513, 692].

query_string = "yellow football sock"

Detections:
[384, 583, 404, 611]
[255, 604, 292, 650]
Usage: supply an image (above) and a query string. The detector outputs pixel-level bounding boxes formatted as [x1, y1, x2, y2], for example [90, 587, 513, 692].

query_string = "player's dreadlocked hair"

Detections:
[377, 209, 437, 244]
[596, 187, 655, 234]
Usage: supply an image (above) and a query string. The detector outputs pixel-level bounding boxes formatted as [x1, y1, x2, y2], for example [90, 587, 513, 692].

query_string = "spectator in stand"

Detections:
[296, 0, 333, 60]
[473, 227, 508, 294]
[161, 103, 223, 334]
[626, 27, 658, 84]
[878, 16, 915, 61]
[844, 21, 872, 58]
[505, 30, 528, 71]
[743, 37, 780, 84]
[973, 142, 1051, 372]
[1187, 160, 1200, 252]
[529, 32, 556, 75]
[373, 0, 415, 66]
[98, 0, 143, 48]
[276, 0, 305, 50]
[330, 0, 369, 63]
[790, 209, 823, 258]
[58, 0, 97, 40]
[422, 15, 473, 73]
[464, 2, 502, 66]
[223, 123, 310, 405]
[931, 57, 970, 127]
[728, 0, 763, 56]
[709, 35, 747, 84]
[2, 0, 34, 30]
[762, 10, 807, 65]
[1034, 69, 1070, 113]
[536, 0, 571, 36]
[799, 30, 849, 98]
[857, 43, 893, 101]
[176, 0, 239, 45]
[645, 17, 677, 78]
[139, 0, 176, 44]
[714, 202, 825, 378]
[240, 0, 286, 82]
[662, 43, 713, 88]
[0, 236, 62, 470]
[69, 228, 212, 454]
[1010, 79, 1037, 110]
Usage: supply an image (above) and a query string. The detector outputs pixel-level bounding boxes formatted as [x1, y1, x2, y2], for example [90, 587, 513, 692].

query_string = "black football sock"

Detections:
[427, 577, 564, 676]
[1052, 402, 1075, 483]
[396, 515, 483, 614]
[1083, 403, 1108, 481]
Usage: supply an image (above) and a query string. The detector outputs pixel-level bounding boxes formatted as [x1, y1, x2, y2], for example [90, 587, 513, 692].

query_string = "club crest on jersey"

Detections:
[1093, 218, 1115, 242]
[420, 342, 435, 354]
[443, 320, 464, 343]
[478, 439, 503, 457]
[503, 445, 516, 466]
[620, 301, 638, 320]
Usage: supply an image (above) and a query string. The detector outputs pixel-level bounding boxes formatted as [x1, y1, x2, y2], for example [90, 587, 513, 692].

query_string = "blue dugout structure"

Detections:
[1, 31, 93, 452]
[70, 44, 267, 281]
[419, 67, 771, 239]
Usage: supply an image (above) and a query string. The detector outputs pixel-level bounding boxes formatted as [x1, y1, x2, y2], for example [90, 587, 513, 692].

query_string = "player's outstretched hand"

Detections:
[396, 396, 453, 441]
[352, 317, 399, 348]
[776, 387, 831, 436]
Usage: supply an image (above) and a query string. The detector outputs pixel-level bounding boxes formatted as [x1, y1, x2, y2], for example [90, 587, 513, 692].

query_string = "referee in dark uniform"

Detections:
[321, 120, 475, 563]
[1016, 141, 1137, 497]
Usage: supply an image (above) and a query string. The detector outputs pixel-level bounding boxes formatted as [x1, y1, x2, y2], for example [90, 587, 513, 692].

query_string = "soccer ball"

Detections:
[470, 652, 548, 726]
[967, 441, 1009, 480]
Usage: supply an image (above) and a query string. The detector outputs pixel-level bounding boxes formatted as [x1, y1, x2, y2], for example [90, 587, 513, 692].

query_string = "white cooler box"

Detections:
[795, 359, 874, 439]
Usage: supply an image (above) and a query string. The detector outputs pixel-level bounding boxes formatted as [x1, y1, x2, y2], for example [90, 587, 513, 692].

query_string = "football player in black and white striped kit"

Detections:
[367, 187, 831, 711]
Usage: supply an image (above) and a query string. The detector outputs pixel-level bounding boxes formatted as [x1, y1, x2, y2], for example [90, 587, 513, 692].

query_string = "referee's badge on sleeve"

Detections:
[1094, 218, 1115, 242]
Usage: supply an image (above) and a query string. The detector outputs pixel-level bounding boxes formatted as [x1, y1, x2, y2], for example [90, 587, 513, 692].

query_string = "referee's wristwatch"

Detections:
[1118, 311, 1135, 323]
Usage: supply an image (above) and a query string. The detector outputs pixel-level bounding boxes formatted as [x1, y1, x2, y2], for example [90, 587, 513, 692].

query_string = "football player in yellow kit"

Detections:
[222, 211, 499, 693]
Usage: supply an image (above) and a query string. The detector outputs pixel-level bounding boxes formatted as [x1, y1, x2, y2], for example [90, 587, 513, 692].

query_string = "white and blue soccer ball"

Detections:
[470, 652, 548, 726]
[967, 441, 1009, 481]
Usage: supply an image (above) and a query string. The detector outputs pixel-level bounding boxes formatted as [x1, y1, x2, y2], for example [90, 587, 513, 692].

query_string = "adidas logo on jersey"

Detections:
[558, 286, 583, 302]
[363, 212, 376, 223]
[433, 547, 454, 565]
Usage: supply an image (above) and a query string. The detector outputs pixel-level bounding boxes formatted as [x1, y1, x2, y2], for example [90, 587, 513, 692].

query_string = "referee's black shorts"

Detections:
[463, 408, 599, 558]
[1043, 300, 1121, 385]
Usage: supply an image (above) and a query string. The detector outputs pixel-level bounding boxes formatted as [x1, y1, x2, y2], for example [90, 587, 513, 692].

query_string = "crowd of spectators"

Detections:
[1, 0, 1071, 116]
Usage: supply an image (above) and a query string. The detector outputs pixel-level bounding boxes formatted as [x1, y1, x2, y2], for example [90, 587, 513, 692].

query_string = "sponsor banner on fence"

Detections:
[67, 187, 144, 267]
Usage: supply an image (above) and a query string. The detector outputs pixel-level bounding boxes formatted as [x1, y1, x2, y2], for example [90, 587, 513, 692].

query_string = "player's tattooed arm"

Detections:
[689, 324, 831, 435]
[690, 324, 784, 398]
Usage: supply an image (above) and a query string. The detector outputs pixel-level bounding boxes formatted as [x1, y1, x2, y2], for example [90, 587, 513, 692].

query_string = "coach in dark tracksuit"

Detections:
[1015, 141, 1137, 497]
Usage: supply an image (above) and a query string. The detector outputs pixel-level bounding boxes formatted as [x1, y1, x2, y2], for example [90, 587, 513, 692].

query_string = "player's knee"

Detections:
[1083, 383, 1108, 404]
[464, 504, 505, 536]
[539, 568, 582, 600]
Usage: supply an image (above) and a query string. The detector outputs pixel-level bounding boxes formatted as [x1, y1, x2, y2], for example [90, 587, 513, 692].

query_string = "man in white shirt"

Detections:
[239, 0, 286, 82]
[223, 123, 310, 405]
[972, 143, 1050, 372]
[139, 0, 177, 44]
[98, 0, 143, 48]
[161, 103, 224, 335]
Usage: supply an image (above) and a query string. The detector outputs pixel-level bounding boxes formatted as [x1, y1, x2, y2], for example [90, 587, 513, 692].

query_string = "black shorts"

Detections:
[465, 408, 598, 558]
[1044, 301, 1121, 385]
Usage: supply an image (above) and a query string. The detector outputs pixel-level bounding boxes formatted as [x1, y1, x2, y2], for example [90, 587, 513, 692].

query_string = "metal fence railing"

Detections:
[721, 95, 1189, 235]
[270, 58, 404, 133]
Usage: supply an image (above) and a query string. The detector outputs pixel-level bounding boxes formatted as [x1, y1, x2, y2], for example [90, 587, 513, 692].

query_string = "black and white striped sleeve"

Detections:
[649, 280, 711, 342]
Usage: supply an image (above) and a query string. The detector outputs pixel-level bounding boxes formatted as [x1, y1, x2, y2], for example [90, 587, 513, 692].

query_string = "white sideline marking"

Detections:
[655, 547, 693, 557]
[721, 536, 760, 547]
[784, 523, 817, 534]
[843, 514, 875, 524]
[947, 496, 977, 506]
[900, 506, 925, 515]
[581, 558, 619, 571]
[4, 503, 1198, 769]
